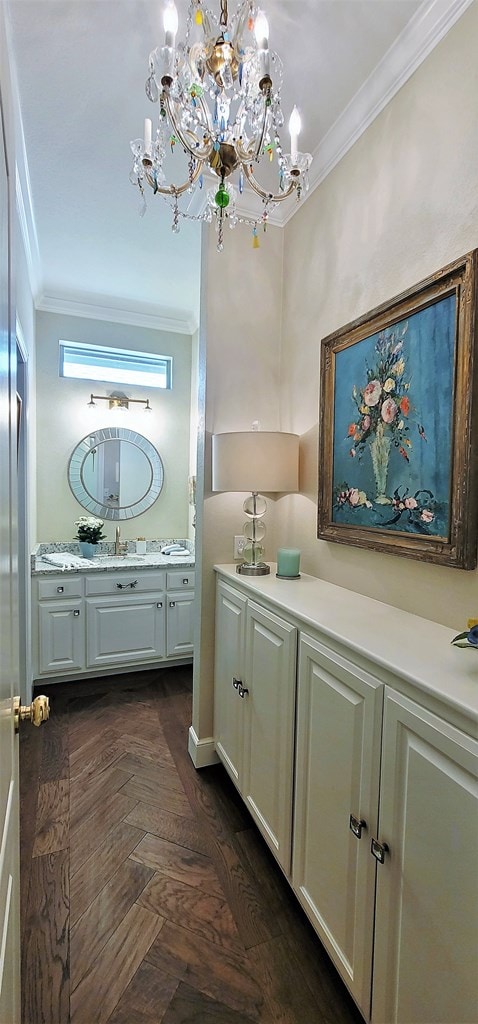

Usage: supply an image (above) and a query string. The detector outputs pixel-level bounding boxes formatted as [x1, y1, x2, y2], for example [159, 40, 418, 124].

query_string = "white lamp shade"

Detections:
[212, 431, 299, 493]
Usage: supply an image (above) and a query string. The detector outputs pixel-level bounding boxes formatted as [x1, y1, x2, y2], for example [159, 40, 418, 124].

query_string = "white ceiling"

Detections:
[5, 0, 470, 333]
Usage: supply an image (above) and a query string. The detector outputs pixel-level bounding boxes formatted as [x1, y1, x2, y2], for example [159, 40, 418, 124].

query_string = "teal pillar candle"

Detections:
[277, 548, 301, 577]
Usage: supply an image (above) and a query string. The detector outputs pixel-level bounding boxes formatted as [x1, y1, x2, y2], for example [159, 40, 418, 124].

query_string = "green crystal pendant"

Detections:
[215, 183, 230, 209]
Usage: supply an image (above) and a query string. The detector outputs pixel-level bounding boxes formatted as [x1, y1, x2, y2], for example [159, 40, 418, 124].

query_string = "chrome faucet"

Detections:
[115, 526, 125, 556]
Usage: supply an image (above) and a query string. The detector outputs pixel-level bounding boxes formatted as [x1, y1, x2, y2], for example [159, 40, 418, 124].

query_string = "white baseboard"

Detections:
[188, 726, 220, 768]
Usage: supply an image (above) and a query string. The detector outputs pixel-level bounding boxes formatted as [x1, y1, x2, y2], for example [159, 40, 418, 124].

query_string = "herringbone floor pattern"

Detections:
[20, 666, 364, 1024]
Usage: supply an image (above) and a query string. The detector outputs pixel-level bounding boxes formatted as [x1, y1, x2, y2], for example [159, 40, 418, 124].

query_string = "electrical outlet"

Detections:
[234, 535, 246, 559]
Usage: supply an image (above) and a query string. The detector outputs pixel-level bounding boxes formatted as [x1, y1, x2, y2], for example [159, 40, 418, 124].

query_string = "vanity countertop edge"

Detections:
[33, 556, 195, 575]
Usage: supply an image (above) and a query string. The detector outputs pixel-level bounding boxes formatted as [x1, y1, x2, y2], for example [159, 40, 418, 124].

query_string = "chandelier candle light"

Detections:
[130, 0, 312, 250]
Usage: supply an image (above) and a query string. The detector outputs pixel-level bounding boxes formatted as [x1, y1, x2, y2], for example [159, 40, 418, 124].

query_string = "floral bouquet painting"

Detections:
[319, 253, 478, 568]
[331, 293, 456, 538]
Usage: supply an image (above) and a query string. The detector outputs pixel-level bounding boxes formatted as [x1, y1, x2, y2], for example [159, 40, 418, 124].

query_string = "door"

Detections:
[39, 601, 85, 675]
[214, 580, 247, 786]
[0, 28, 21, 1020]
[86, 594, 166, 667]
[242, 600, 297, 874]
[292, 634, 383, 1016]
[373, 688, 478, 1024]
[166, 591, 195, 657]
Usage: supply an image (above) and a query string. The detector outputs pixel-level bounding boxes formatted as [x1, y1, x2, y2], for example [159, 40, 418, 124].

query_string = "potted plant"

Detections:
[74, 516, 106, 558]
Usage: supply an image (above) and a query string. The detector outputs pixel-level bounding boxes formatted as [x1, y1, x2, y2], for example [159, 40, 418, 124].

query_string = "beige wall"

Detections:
[35, 310, 193, 543]
[193, 222, 284, 748]
[280, 2, 478, 631]
[192, 4, 478, 755]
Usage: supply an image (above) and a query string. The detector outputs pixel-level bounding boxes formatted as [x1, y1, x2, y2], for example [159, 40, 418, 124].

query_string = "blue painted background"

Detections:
[331, 293, 456, 536]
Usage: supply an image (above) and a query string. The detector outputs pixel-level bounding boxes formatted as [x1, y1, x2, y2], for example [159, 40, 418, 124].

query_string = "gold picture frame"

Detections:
[318, 251, 478, 568]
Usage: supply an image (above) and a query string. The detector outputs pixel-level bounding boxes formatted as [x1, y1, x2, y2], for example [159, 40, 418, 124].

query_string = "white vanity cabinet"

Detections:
[214, 579, 297, 873]
[37, 577, 84, 675]
[214, 580, 246, 787]
[85, 571, 166, 669]
[33, 566, 194, 682]
[166, 571, 195, 657]
[293, 634, 383, 1013]
[213, 567, 478, 1024]
[372, 689, 478, 1024]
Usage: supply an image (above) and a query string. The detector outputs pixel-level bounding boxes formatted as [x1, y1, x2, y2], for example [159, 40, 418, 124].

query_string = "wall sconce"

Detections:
[87, 391, 152, 411]
[212, 429, 299, 575]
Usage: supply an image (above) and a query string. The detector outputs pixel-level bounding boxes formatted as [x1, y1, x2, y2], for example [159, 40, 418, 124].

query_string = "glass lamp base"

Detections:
[236, 562, 271, 576]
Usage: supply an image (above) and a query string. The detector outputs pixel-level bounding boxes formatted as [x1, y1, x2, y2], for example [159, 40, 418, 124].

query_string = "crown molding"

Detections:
[6, 2, 43, 300]
[36, 293, 197, 335]
[201, 0, 471, 229]
[15, 163, 41, 298]
[10, 0, 471, 290]
[281, 0, 474, 226]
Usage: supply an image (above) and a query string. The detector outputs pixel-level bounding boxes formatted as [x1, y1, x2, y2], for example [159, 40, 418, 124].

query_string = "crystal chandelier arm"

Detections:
[143, 158, 203, 196]
[192, 93, 214, 138]
[235, 136, 257, 163]
[240, 161, 296, 203]
[163, 89, 213, 162]
[234, 93, 271, 163]
[253, 110, 269, 162]
[165, 74, 215, 141]
[253, 89, 272, 160]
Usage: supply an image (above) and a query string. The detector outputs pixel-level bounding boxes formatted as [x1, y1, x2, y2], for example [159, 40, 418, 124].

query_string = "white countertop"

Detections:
[215, 564, 478, 731]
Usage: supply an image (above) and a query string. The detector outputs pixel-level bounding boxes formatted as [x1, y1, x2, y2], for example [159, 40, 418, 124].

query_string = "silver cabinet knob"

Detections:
[371, 838, 389, 863]
[349, 814, 367, 840]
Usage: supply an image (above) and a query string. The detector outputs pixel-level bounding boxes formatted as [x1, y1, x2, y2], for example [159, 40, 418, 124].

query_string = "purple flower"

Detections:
[468, 625, 478, 646]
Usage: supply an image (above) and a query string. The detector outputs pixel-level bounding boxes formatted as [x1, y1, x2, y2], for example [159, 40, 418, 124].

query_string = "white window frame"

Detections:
[59, 340, 173, 389]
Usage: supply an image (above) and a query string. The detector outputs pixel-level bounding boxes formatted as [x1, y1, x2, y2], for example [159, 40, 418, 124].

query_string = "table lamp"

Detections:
[212, 430, 299, 575]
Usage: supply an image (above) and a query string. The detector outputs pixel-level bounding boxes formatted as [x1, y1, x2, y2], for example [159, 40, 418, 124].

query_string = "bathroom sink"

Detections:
[95, 554, 145, 562]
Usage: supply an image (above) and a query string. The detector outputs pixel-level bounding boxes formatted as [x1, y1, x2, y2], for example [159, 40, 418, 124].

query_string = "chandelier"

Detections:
[129, 0, 312, 250]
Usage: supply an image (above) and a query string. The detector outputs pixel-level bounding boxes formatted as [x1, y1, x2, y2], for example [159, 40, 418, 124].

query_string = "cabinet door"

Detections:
[214, 581, 246, 787]
[372, 689, 478, 1024]
[86, 594, 165, 667]
[166, 591, 195, 657]
[242, 600, 297, 874]
[293, 634, 383, 1016]
[38, 601, 84, 674]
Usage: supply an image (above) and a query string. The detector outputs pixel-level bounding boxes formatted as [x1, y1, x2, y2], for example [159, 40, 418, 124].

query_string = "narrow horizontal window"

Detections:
[59, 341, 172, 389]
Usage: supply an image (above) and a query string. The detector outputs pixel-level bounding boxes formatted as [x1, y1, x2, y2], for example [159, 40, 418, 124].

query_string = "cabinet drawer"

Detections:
[85, 571, 166, 596]
[166, 570, 195, 590]
[38, 577, 84, 600]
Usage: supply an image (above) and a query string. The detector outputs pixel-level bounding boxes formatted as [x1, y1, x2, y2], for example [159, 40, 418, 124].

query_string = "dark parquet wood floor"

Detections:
[20, 666, 365, 1024]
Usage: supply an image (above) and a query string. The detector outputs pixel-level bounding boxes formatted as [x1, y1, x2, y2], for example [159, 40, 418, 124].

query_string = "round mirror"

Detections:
[68, 427, 164, 520]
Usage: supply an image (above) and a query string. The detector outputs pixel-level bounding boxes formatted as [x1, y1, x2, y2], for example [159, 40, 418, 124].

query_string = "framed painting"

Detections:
[318, 251, 478, 568]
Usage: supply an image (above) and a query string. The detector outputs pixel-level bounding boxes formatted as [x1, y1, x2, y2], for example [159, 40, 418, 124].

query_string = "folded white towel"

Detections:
[41, 552, 95, 569]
